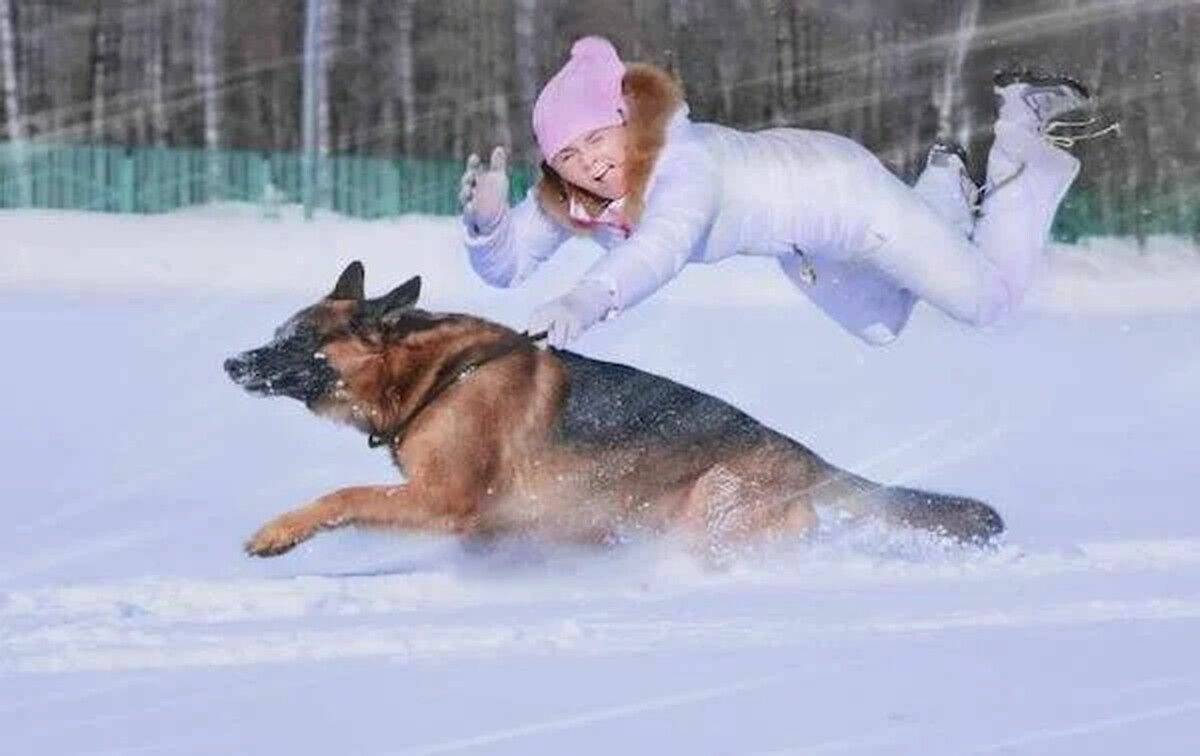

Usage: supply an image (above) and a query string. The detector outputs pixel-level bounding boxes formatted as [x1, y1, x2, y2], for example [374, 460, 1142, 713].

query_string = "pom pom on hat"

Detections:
[570, 35, 621, 62]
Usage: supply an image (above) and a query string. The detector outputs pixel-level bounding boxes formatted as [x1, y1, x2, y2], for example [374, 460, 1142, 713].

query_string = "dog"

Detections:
[224, 262, 1003, 558]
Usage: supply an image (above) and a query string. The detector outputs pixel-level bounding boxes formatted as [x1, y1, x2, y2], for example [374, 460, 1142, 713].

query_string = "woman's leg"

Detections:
[857, 81, 1084, 327]
[972, 121, 1080, 311]
[781, 145, 975, 345]
[861, 174, 1012, 327]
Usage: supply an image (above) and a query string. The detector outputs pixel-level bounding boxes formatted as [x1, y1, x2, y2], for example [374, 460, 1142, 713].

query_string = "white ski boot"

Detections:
[993, 70, 1120, 149]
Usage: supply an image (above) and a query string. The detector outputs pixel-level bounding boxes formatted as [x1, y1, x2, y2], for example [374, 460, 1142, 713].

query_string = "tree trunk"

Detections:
[352, 0, 370, 153]
[394, 0, 416, 155]
[317, 0, 337, 156]
[18, 0, 45, 139]
[0, 0, 30, 205]
[317, 0, 338, 202]
[149, 2, 169, 146]
[487, 2, 512, 155]
[89, 3, 109, 144]
[772, 0, 794, 126]
[513, 0, 538, 163]
[936, 0, 980, 145]
[195, 0, 222, 198]
[121, 0, 148, 146]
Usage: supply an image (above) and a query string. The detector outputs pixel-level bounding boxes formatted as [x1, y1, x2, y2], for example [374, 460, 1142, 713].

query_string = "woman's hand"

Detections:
[528, 280, 615, 347]
[459, 146, 510, 235]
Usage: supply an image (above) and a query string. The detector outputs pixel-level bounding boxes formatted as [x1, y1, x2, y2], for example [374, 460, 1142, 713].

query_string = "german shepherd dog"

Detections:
[225, 262, 1003, 559]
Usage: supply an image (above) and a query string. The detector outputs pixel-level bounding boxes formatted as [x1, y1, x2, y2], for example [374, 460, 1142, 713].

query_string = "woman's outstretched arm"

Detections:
[460, 147, 569, 288]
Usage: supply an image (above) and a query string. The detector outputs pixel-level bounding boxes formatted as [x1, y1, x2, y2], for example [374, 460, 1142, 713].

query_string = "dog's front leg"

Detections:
[244, 483, 472, 557]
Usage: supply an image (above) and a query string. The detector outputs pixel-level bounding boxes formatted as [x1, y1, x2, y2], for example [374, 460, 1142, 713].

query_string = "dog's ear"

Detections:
[366, 276, 422, 323]
[330, 261, 365, 301]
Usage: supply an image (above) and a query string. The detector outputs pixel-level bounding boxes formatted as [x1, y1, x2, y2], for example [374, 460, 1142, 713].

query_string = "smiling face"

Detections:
[548, 124, 628, 200]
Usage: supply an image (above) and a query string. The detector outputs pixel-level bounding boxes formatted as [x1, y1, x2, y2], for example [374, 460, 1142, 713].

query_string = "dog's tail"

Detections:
[818, 470, 1004, 544]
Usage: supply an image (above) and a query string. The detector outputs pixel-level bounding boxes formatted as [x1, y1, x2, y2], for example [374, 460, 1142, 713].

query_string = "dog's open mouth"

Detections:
[224, 356, 274, 395]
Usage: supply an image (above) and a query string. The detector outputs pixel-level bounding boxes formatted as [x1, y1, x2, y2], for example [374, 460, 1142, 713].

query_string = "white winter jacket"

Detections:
[464, 63, 916, 337]
[465, 62, 1082, 345]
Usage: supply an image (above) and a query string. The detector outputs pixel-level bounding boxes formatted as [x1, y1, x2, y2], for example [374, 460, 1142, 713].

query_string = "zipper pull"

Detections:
[792, 245, 817, 285]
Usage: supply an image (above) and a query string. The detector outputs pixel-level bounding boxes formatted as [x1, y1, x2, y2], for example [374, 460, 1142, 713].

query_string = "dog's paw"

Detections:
[244, 516, 312, 557]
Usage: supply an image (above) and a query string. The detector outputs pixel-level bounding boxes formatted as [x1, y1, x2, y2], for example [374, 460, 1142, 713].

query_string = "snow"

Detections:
[2, 206, 1200, 754]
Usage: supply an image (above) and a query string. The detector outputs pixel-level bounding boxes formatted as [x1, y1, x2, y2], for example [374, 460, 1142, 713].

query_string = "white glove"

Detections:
[459, 146, 510, 235]
[528, 280, 616, 348]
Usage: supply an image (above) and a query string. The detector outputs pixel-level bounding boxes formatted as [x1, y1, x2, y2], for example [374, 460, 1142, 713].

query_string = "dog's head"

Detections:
[224, 261, 439, 419]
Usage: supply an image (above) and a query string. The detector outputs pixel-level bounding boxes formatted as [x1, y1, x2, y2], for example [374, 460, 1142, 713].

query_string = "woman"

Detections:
[460, 36, 1113, 347]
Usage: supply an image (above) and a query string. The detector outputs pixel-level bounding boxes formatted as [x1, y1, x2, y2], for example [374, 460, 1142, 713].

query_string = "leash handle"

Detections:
[522, 329, 550, 345]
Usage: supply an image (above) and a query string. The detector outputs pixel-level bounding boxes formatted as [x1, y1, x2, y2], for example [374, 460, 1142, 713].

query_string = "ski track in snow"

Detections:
[395, 672, 794, 755]
[5, 536, 1199, 623]
[4, 537, 1200, 675]
[5, 596, 1199, 675]
[969, 699, 1200, 753]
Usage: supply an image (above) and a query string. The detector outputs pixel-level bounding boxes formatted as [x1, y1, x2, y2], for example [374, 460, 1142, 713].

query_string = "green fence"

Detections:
[1052, 184, 1200, 243]
[0, 143, 536, 219]
[0, 142, 1196, 242]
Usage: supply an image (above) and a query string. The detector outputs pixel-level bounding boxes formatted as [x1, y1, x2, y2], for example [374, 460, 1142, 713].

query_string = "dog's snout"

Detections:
[224, 356, 247, 381]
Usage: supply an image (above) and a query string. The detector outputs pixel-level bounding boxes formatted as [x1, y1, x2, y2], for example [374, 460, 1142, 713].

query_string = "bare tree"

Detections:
[120, 0, 148, 145]
[935, 0, 980, 145]
[486, 2, 512, 154]
[89, 2, 113, 144]
[394, 0, 417, 155]
[195, 0, 222, 196]
[317, 0, 338, 201]
[513, 0, 539, 162]
[148, 1, 170, 146]
[772, 0, 794, 126]
[347, 0, 371, 152]
[0, 0, 29, 204]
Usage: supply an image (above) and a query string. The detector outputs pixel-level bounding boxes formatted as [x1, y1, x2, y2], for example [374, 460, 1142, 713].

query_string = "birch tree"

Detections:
[394, 0, 416, 154]
[317, 0, 338, 201]
[935, 0, 980, 146]
[772, 0, 794, 126]
[0, 0, 29, 204]
[195, 0, 221, 197]
[149, 1, 169, 146]
[89, 2, 113, 144]
[486, 2, 512, 155]
[513, 0, 540, 162]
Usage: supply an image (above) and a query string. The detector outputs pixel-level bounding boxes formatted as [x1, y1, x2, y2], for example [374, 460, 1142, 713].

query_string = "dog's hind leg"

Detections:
[678, 462, 817, 564]
[244, 483, 475, 557]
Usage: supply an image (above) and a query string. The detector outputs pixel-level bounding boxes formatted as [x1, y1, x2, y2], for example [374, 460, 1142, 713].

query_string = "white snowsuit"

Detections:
[465, 66, 1080, 345]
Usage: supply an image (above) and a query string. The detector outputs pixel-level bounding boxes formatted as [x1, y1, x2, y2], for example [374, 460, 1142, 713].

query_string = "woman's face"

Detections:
[549, 125, 628, 200]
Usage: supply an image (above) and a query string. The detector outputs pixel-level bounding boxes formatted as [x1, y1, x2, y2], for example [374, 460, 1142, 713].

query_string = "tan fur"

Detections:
[534, 62, 685, 233]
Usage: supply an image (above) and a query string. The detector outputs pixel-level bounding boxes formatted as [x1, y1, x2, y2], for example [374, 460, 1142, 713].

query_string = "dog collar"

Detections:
[367, 330, 548, 450]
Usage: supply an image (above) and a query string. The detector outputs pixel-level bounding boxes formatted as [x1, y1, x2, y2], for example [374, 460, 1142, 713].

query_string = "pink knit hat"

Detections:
[532, 37, 627, 161]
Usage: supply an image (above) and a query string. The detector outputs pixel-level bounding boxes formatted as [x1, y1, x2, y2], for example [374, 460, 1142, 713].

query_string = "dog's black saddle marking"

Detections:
[553, 350, 766, 448]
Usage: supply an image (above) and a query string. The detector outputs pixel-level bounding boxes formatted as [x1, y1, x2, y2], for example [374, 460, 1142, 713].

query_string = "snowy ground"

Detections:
[2, 206, 1200, 755]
